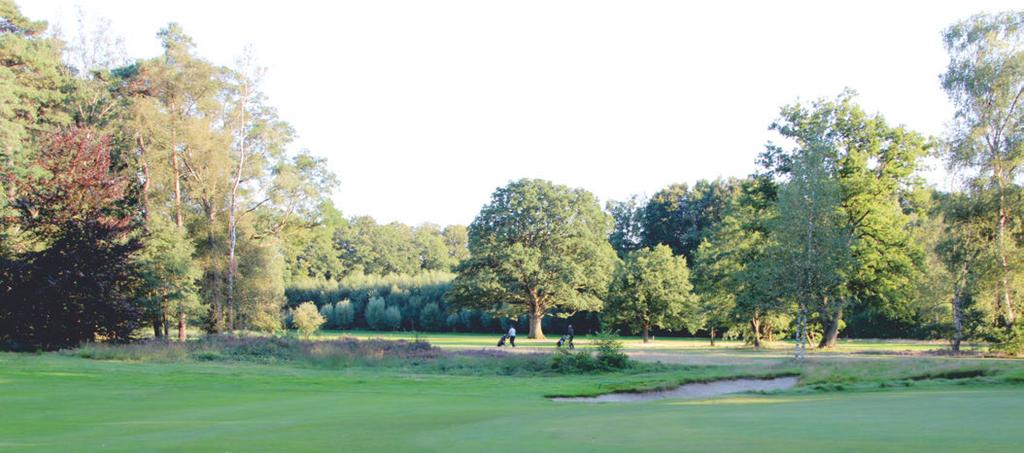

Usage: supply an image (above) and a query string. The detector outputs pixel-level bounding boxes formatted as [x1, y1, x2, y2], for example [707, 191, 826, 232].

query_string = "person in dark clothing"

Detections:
[566, 324, 575, 349]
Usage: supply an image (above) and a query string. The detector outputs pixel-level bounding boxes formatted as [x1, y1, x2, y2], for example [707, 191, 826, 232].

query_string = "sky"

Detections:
[19, 1, 1024, 226]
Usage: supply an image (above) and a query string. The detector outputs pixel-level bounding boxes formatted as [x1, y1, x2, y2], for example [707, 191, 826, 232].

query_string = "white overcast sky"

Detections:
[20, 1, 1023, 226]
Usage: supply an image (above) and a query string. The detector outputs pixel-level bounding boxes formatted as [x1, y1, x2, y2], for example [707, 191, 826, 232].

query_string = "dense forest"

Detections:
[2, 2, 1023, 354]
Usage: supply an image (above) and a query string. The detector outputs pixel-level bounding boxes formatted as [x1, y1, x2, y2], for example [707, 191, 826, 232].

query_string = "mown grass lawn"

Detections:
[2, 340, 1023, 452]
[313, 329, 958, 352]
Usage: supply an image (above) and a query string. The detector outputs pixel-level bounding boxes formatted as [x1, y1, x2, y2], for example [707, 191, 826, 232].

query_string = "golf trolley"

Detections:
[556, 335, 574, 349]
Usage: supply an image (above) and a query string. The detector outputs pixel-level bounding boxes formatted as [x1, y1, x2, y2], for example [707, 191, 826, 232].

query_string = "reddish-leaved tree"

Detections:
[0, 128, 144, 350]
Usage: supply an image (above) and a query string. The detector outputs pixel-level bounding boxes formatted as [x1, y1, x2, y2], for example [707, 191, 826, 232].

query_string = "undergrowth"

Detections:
[65, 334, 658, 377]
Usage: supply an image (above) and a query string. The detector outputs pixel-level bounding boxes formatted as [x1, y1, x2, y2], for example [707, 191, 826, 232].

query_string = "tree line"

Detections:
[2, 3, 1022, 354]
[445, 11, 1024, 354]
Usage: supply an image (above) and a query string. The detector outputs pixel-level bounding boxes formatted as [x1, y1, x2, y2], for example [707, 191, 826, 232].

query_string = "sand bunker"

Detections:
[550, 376, 799, 403]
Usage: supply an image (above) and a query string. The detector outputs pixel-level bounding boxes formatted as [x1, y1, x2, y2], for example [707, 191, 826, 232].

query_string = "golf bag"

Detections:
[497, 334, 509, 347]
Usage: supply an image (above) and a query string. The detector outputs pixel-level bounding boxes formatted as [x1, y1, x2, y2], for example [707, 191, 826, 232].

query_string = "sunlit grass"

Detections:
[2, 350, 1023, 451]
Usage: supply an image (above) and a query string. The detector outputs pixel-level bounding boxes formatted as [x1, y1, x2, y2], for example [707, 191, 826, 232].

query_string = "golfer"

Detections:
[508, 326, 516, 347]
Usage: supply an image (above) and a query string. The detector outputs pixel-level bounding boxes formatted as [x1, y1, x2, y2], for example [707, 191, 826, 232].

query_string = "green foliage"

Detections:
[592, 332, 631, 370]
[364, 297, 389, 330]
[334, 300, 355, 329]
[419, 302, 446, 332]
[604, 245, 698, 341]
[693, 176, 781, 345]
[762, 90, 929, 346]
[550, 349, 598, 373]
[449, 178, 617, 338]
[441, 225, 470, 264]
[0, 1, 72, 256]
[319, 304, 336, 328]
[290, 302, 325, 338]
[769, 143, 854, 353]
[550, 333, 630, 372]
[941, 11, 1024, 328]
[384, 306, 402, 331]
[993, 325, 1024, 356]
[283, 271, 516, 334]
[335, 217, 465, 276]
[133, 217, 204, 331]
[642, 179, 741, 263]
[234, 230, 286, 332]
[606, 195, 646, 255]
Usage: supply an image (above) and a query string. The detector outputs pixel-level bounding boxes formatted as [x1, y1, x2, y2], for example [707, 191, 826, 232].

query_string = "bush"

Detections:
[365, 297, 388, 330]
[319, 304, 336, 328]
[285, 272, 602, 334]
[291, 302, 325, 337]
[334, 300, 355, 329]
[550, 349, 597, 373]
[994, 325, 1024, 356]
[249, 310, 284, 333]
[384, 306, 402, 331]
[419, 302, 445, 331]
[593, 332, 630, 370]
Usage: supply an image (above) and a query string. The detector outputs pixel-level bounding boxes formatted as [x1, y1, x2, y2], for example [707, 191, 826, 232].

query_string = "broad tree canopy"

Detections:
[605, 245, 698, 342]
[449, 178, 617, 339]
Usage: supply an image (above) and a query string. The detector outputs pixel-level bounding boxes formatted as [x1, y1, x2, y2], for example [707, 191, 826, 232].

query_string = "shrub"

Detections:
[384, 306, 402, 331]
[291, 302, 325, 338]
[334, 300, 355, 329]
[419, 303, 445, 331]
[550, 349, 597, 373]
[319, 304, 336, 329]
[994, 325, 1024, 356]
[249, 310, 284, 333]
[446, 312, 463, 331]
[365, 297, 388, 330]
[593, 332, 631, 370]
[285, 272, 602, 334]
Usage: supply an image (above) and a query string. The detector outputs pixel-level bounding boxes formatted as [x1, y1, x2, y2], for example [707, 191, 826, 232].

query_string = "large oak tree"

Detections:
[449, 179, 617, 339]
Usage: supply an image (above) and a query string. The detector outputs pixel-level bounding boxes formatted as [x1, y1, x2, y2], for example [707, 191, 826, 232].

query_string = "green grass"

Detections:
[2, 334, 1022, 451]
[312, 329, 960, 353]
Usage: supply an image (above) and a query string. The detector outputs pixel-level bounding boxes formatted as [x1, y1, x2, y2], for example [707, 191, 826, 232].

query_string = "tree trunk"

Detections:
[643, 324, 650, 343]
[995, 165, 1016, 326]
[206, 206, 222, 332]
[152, 319, 163, 339]
[137, 134, 151, 222]
[172, 152, 183, 230]
[527, 290, 545, 339]
[171, 149, 187, 342]
[225, 84, 248, 333]
[178, 309, 186, 342]
[751, 317, 762, 348]
[795, 305, 808, 360]
[952, 293, 963, 353]
[952, 262, 968, 353]
[819, 305, 843, 349]
[226, 215, 237, 332]
[528, 311, 544, 339]
[709, 326, 715, 346]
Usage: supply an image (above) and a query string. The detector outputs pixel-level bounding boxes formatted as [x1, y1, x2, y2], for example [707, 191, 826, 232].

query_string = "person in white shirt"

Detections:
[508, 326, 516, 347]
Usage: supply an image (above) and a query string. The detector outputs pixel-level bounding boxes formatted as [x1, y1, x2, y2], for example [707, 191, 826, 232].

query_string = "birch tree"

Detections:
[941, 11, 1024, 327]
